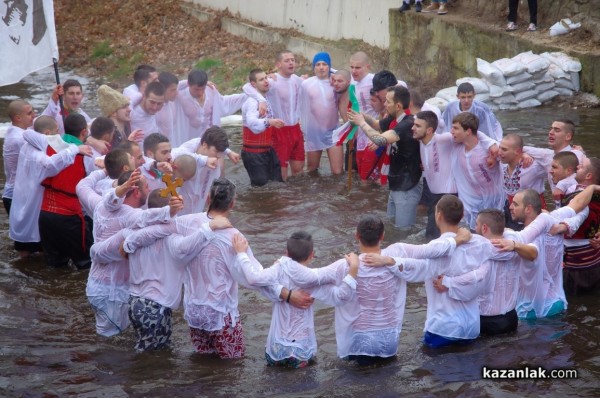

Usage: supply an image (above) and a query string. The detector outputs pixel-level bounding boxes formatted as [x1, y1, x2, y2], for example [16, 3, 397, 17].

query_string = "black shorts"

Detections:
[480, 308, 518, 336]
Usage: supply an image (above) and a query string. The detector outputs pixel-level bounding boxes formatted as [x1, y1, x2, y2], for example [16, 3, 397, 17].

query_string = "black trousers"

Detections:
[508, 0, 538, 24]
[241, 149, 283, 186]
[38, 211, 93, 269]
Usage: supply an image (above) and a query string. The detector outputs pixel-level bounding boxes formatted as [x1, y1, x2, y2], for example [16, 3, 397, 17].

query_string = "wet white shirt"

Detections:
[9, 131, 78, 243]
[300, 76, 339, 151]
[130, 104, 161, 139]
[452, 140, 504, 230]
[243, 73, 303, 126]
[2, 125, 26, 199]
[395, 233, 494, 340]
[442, 100, 503, 141]
[173, 86, 246, 146]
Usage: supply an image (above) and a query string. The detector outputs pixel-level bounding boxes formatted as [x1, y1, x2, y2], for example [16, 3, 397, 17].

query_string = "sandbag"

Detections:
[476, 58, 506, 87]
[510, 81, 536, 92]
[512, 51, 550, 74]
[488, 84, 514, 98]
[547, 64, 570, 80]
[554, 87, 574, 96]
[491, 58, 527, 77]
[456, 77, 490, 94]
[476, 92, 491, 103]
[517, 98, 542, 109]
[532, 72, 554, 84]
[541, 52, 582, 72]
[425, 97, 449, 113]
[498, 103, 518, 110]
[535, 82, 555, 93]
[537, 90, 560, 103]
[555, 78, 575, 90]
[436, 86, 458, 102]
[570, 72, 580, 91]
[493, 94, 518, 104]
[515, 90, 538, 102]
[506, 71, 532, 85]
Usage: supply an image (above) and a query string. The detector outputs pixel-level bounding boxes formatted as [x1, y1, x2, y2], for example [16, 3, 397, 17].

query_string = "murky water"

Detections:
[1, 68, 599, 397]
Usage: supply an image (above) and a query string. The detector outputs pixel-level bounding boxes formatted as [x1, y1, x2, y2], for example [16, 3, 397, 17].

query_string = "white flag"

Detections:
[0, 0, 59, 86]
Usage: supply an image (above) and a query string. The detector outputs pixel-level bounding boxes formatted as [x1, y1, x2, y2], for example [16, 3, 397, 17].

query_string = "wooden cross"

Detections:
[160, 173, 183, 198]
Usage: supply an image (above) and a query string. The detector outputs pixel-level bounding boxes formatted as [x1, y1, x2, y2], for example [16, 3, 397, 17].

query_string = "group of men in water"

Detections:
[3, 48, 600, 367]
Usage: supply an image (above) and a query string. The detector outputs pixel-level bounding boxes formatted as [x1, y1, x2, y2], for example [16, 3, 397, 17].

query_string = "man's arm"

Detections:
[567, 184, 600, 213]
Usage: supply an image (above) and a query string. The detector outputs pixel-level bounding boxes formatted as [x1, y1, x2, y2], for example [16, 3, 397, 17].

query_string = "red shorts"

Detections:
[272, 124, 305, 167]
[356, 149, 381, 181]
[189, 314, 245, 359]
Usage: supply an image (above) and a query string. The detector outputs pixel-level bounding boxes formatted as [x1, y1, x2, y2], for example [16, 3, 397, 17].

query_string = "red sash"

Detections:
[242, 126, 274, 154]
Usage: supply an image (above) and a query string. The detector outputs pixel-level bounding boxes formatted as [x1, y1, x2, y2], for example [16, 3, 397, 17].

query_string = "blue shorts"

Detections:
[423, 331, 475, 348]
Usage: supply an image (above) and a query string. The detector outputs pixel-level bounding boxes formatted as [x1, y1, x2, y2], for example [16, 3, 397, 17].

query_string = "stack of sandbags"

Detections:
[425, 51, 581, 112]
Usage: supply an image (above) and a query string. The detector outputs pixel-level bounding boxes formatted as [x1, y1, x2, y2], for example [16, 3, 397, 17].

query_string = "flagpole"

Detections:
[52, 58, 65, 125]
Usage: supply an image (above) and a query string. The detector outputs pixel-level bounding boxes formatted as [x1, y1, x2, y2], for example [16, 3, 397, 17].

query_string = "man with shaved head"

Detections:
[498, 133, 547, 230]
[3, 100, 36, 215]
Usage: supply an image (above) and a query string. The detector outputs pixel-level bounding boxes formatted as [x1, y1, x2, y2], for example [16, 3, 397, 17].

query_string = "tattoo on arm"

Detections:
[370, 134, 388, 147]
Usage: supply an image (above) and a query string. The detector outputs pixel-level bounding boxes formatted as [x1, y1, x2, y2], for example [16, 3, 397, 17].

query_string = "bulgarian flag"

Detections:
[334, 85, 360, 146]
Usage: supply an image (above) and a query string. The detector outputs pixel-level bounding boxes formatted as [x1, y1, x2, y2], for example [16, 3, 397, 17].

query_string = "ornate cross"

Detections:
[160, 174, 183, 197]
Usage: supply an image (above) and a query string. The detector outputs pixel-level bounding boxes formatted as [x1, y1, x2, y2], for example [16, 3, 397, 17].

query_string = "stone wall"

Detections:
[388, 11, 600, 97]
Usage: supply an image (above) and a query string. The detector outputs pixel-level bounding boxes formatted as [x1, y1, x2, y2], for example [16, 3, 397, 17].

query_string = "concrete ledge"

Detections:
[181, 3, 360, 69]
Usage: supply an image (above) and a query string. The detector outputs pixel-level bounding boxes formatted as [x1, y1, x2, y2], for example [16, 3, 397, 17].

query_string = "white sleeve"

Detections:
[90, 230, 129, 264]
[76, 169, 108, 215]
[167, 223, 216, 262]
[400, 238, 456, 259]
[442, 262, 491, 301]
[242, 98, 268, 134]
[242, 82, 266, 102]
[310, 275, 357, 307]
[123, 223, 177, 253]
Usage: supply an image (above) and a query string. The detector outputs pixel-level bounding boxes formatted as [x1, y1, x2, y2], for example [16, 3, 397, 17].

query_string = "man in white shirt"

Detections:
[43, 80, 92, 135]
[499, 133, 547, 229]
[241, 68, 284, 186]
[9, 116, 92, 258]
[451, 112, 504, 230]
[301, 52, 343, 175]
[130, 81, 165, 139]
[442, 82, 503, 141]
[123, 64, 158, 101]
[3, 100, 36, 215]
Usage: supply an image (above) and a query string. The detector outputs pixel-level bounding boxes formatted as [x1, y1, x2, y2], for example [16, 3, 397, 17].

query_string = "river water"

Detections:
[1, 68, 599, 397]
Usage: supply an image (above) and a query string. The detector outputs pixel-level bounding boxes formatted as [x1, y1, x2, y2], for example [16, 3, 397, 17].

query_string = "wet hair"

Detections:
[553, 151, 579, 172]
[173, 154, 197, 181]
[477, 209, 505, 236]
[287, 231, 314, 262]
[7, 100, 28, 120]
[33, 115, 57, 134]
[520, 189, 542, 215]
[409, 89, 425, 108]
[90, 116, 115, 140]
[144, 81, 165, 97]
[436, 195, 464, 226]
[452, 112, 479, 134]
[503, 133, 524, 150]
[587, 157, 600, 185]
[334, 69, 351, 81]
[276, 50, 294, 62]
[188, 69, 208, 87]
[158, 71, 179, 88]
[201, 126, 230, 152]
[133, 64, 157, 88]
[207, 178, 236, 213]
[63, 113, 87, 137]
[147, 189, 169, 209]
[416, 110, 438, 133]
[249, 68, 265, 83]
[117, 170, 144, 198]
[105, 149, 131, 179]
[457, 82, 475, 95]
[356, 215, 384, 247]
[116, 140, 140, 156]
[554, 119, 576, 138]
[63, 79, 82, 92]
[143, 132, 170, 154]
[387, 85, 411, 109]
